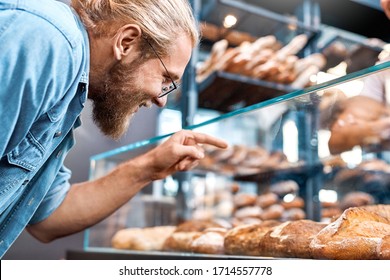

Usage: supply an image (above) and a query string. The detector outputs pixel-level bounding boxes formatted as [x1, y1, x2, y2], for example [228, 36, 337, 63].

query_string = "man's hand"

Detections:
[141, 130, 228, 180]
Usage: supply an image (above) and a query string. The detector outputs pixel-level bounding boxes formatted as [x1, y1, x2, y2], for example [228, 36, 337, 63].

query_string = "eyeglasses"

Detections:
[144, 37, 180, 98]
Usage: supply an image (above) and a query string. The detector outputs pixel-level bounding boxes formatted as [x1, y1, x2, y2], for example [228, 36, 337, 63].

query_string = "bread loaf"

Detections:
[321, 207, 342, 219]
[258, 220, 327, 258]
[162, 232, 201, 252]
[112, 226, 176, 251]
[281, 197, 304, 209]
[224, 220, 281, 256]
[233, 193, 257, 208]
[310, 206, 390, 259]
[269, 180, 299, 196]
[234, 206, 263, 219]
[281, 208, 306, 221]
[190, 228, 227, 255]
[340, 192, 375, 210]
[260, 204, 284, 220]
[257, 193, 279, 209]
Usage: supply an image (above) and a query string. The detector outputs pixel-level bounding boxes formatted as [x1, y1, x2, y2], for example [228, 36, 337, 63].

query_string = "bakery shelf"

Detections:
[233, 162, 322, 184]
[67, 248, 280, 260]
[198, 71, 300, 112]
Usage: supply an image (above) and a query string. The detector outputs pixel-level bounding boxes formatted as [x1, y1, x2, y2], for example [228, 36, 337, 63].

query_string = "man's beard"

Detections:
[88, 60, 148, 140]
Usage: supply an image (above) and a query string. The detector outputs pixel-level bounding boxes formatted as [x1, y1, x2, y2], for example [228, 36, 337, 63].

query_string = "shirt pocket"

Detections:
[6, 132, 45, 172]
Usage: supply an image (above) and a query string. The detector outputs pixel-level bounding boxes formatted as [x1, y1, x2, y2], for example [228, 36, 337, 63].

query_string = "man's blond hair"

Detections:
[71, 0, 199, 56]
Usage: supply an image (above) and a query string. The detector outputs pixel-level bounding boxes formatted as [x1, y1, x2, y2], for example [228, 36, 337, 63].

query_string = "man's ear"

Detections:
[113, 24, 142, 60]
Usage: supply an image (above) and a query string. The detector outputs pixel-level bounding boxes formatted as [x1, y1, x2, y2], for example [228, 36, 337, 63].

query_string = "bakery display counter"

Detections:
[83, 61, 390, 259]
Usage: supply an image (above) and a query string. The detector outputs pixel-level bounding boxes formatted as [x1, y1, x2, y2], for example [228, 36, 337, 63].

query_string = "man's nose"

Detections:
[153, 95, 167, 107]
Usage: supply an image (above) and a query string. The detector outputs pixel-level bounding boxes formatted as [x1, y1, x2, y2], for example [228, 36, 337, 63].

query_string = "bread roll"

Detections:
[234, 206, 263, 219]
[257, 193, 279, 209]
[232, 217, 263, 226]
[174, 220, 224, 233]
[227, 145, 248, 165]
[112, 226, 176, 251]
[321, 207, 342, 219]
[240, 146, 268, 167]
[269, 180, 299, 196]
[224, 220, 281, 256]
[340, 191, 375, 210]
[258, 220, 327, 258]
[260, 204, 284, 220]
[233, 193, 257, 208]
[281, 197, 305, 209]
[281, 208, 306, 221]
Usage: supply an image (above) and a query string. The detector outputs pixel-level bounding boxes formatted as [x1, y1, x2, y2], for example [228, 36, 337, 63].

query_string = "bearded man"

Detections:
[0, 0, 227, 257]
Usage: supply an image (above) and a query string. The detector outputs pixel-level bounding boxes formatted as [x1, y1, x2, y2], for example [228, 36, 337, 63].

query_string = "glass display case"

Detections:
[161, 0, 388, 139]
[80, 61, 390, 259]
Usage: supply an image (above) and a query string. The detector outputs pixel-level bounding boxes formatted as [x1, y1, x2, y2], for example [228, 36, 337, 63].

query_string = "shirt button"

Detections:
[54, 131, 62, 138]
[56, 150, 63, 158]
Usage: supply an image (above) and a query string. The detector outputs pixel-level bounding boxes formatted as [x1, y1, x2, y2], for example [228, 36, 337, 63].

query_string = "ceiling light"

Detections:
[223, 14, 237, 28]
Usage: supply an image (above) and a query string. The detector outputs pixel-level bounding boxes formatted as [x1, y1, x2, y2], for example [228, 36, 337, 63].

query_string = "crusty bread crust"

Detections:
[258, 220, 327, 258]
[377, 235, 390, 260]
[310, 206, 390, 259]
[224, 220, 281, 256]
[112, 226, 176, 251]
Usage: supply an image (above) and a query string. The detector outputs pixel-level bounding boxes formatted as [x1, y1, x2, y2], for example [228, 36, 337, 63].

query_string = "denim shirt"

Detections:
[0, 0, 89, 257]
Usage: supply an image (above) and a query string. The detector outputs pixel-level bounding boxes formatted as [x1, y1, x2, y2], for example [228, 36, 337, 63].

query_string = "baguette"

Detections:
[294, 53, 326, 75]
[274, 34, 308, 61]
[290, 65, 319, 88]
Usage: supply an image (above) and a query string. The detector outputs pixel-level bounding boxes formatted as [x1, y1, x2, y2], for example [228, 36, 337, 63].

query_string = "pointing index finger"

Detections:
[189, 131, 228, 149]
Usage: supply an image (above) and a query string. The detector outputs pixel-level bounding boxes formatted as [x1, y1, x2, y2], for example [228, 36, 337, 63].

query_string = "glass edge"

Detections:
[90, 61, 390, 160]
[90, 133, 175, 161]
[188, 61, 390, 130]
